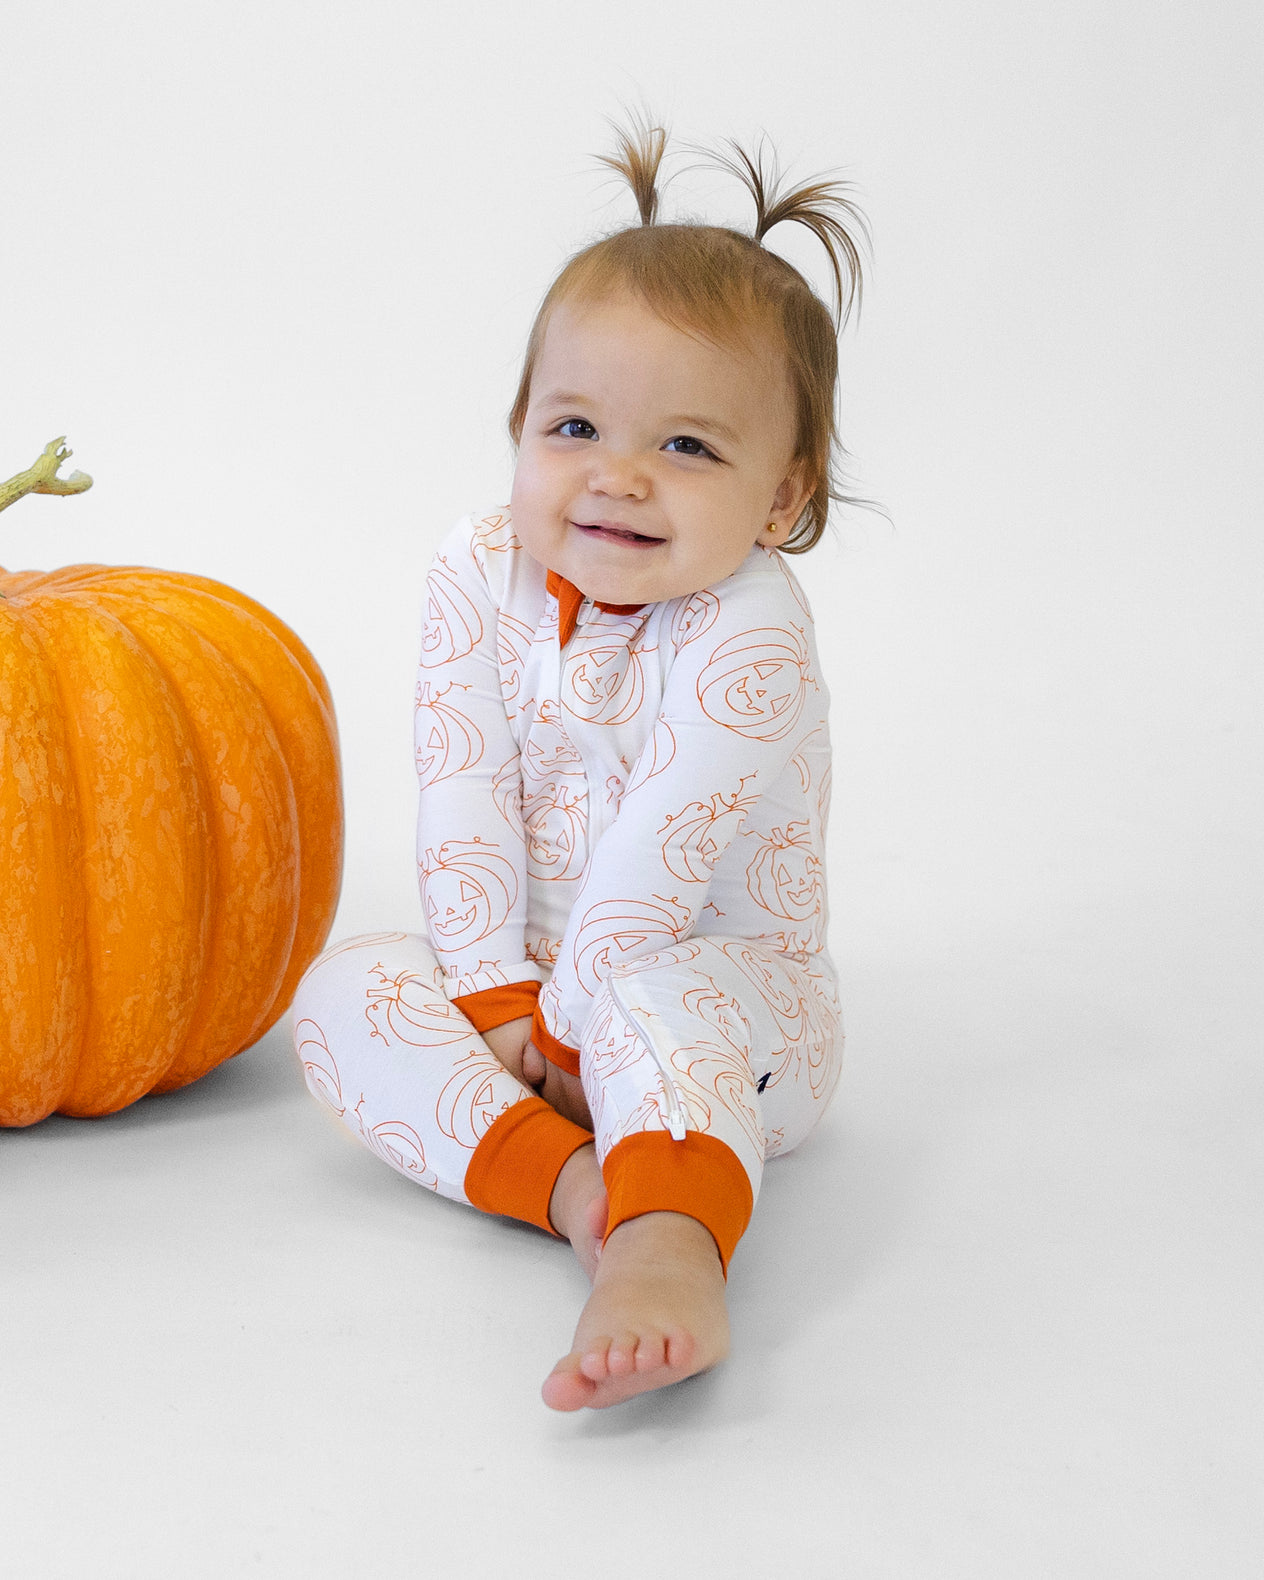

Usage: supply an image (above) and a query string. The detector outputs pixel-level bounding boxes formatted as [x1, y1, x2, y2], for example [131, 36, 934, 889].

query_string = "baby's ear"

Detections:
[770, 462, 814, 530]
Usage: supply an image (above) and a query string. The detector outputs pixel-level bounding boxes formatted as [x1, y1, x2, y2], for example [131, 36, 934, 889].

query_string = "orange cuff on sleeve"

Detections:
[601, 1130, 754, 1278]
[452, 980, 541, 1032]
[463, 1096, 592, 1236]
[531, 1002, 581, 1076]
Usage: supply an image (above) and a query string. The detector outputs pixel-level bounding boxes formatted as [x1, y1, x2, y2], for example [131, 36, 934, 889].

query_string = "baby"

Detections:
[292, 117, 867, 1411]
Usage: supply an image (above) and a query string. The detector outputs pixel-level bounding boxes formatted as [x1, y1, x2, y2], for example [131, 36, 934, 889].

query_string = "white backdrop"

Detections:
[2, 2, 1260, 1576]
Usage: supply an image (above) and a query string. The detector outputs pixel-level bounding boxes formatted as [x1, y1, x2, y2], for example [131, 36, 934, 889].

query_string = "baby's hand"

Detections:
[524, 1042, 593, 1132]
[481, 1015, 535, 1084]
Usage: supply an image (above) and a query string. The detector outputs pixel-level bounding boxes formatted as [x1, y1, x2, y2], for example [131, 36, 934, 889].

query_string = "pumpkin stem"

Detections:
[0, 437, 93, 515]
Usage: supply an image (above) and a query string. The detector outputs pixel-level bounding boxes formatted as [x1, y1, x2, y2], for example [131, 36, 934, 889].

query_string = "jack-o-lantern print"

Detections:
[470, 510, 515, 555]
[668, 588, 720, 651]
[363, 960, 476, 1048]
[770, 551, 815, 620]
[353, 1097, 438, 1189]
[563, 636, 646, 725]
[570, 894, 692, 994]
[521, 698, 584, 781]
[788, 726, 827, 795]
[675, 1037, 764, 1158]
[521, 777, 589, 883]
[746, 821, 824, 920]
[420, 556, 484, 668]
[419, 839, 518, 952]
[434, 1051, 516, 1150]
[696, 625, 812, 741]
[525, 931, 560, 968]
[496, 609, 535, 714]
[295, 1017, 345, 1115]
[415, 679, 485, 790]
[491, 754, 526, 837]
[625, 719, 676, 796]
[720, 939, 811, 1050]
[799, 960, 843, 1102]
[658, 775, 760, 883]
[586, 986, 717, 1141]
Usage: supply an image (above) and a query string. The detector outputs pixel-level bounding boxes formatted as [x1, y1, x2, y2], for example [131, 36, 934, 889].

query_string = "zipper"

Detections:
[605, 969, 688, 1142]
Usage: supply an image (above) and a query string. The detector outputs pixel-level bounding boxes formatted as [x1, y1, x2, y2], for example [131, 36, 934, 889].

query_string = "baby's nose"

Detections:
[588, 452, 648, 498]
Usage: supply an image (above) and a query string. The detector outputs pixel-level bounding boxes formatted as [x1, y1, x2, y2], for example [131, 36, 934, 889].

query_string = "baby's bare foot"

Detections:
[542, 1211, 729, 1412]
[548, 1144, 607, 1283]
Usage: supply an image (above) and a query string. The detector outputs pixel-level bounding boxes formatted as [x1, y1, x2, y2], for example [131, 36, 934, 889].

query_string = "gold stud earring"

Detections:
[766, 522, 778, 535]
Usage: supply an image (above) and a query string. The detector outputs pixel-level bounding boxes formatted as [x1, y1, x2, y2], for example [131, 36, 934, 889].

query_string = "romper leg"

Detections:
[579, 937, 843, 1272]
[291, 932, 590, 1233]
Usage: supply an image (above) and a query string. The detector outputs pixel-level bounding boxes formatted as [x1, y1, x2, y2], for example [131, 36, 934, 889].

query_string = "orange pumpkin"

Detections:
[0, 440, 343, 1124]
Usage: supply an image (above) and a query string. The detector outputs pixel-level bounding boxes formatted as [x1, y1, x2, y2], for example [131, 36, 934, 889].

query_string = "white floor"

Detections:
[5, 876, 1259, 1579]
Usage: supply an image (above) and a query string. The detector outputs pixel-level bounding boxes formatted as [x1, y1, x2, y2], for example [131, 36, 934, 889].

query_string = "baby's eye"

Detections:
[555, 418, 596, 440]
[664, 435, 716, 459]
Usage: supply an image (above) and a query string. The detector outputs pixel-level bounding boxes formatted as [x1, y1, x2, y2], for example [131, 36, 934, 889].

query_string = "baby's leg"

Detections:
[542, 938, 841, 1410]
[291, 933, 597, 1253]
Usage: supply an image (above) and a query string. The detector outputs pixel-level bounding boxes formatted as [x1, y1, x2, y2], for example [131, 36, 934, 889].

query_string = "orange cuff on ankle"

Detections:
[463, 1096, 592, 1237]
[452, 979, 541, 1032]
[531, 1003, 581, 1076]
[601, 1130, 754, 1278]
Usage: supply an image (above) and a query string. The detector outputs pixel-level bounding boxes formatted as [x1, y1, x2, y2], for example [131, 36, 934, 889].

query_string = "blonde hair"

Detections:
[508, 114, 870, 552]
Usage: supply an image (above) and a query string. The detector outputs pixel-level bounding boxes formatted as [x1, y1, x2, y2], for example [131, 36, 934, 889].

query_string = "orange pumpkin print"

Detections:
[419, 838, 518, 951]
[363, 959, 476, 1047]
[420, 556, 484, 668]
[563, 634, 646, 725]
[571, 894, 692, 994]
[696, 625, 812, 741]
[435, 1051, 516, 1150]
[295, 1016, 345, 1115]
[720, 939, 811, 1050]
[521, 697, 583, 779]
[415, 679, 485, 790]
[354, 1098, 438, 1188]
[668, 588, 720, 651]
[525, 931, 561, 967]
[470, 509, 515, 555]
[295, 1013, 439, 1188]
[522, 777, 589, 882]
[658, 774, 760, 883]
[746, 821, 824, 920]
[624, 719, 676, 795]
[495, 608, 535, 714]
[491, 753, 526, 837]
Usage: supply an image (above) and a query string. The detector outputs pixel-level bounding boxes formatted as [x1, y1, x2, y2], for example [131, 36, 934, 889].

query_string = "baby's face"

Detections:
[510, 291, 811, 605]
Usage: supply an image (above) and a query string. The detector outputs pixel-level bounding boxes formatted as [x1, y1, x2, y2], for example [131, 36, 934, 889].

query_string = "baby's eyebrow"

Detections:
[666, 414, 742, 447]
[537, 390, 590, 408]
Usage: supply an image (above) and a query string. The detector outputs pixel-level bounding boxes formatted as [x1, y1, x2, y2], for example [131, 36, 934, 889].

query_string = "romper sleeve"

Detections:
[415, 516, 544, 1023]
[532, 557, 827, 1071]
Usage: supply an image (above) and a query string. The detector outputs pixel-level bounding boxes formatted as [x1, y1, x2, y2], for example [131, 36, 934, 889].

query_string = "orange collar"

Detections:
[545, 569, 644, 647]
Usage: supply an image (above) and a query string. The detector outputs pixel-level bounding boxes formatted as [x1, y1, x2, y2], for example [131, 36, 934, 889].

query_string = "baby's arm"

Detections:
[415, 518, 542, 1028]
[534, 567, 826, 1069]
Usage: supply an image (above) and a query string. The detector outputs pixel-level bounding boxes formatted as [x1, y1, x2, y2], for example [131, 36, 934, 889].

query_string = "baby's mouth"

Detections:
[572, 520, 664, 548]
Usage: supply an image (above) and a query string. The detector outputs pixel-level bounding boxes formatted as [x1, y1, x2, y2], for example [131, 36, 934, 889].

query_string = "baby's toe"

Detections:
[664, 1330, 697, 1372]
[541, 1355, 598, 1413]
[579, 1339, 616, 1382]
[605, 1334, 642, 1377]
[634, 1331, 671, 1373]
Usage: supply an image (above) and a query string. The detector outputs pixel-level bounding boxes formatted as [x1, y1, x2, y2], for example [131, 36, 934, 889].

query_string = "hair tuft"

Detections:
[595, 108, 669, 226]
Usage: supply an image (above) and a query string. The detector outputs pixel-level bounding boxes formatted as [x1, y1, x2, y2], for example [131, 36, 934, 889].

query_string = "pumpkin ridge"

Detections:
[22, 597, 214, 1116]
[95, 568, 334, 717]
[89, 589, 302, 1092]
[82, 573, 343, 1032]
[0, 605, 89, 1123]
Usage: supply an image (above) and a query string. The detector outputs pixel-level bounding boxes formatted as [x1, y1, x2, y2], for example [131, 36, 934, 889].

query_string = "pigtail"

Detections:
[595, 109, 669, 226]
[709, 138, 869, 329]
